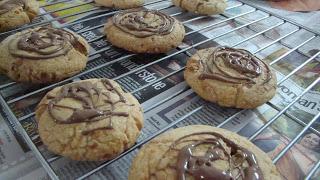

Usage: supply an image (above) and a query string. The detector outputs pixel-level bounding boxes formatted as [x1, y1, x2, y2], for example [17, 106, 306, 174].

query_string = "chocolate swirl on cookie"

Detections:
[169, 132, 263, 180]
[9, 27, 83, 59]
[0, 0, 25, 15]
[47, 79, 129, 135]
[199, 47, 271, 84]
[113, 9, 175, 38]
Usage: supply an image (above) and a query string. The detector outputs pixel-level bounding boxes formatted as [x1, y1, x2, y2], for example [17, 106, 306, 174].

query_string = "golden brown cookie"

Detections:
[104, 9, 185, 54]
[129, 125, 281, 180]
[0, 27, 90, 83]
[36, 78, 144, 161]
[0, 0, 39, 32]
[172, 0, 227, 15]
[94, 0, 144, 9]
[184, 47, 277, 109]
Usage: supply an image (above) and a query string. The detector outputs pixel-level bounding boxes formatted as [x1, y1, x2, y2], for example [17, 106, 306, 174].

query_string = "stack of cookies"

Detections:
[0, 0, 281, 179]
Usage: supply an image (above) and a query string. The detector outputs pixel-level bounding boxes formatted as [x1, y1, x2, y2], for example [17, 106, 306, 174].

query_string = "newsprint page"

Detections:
[0, 0, 319, 179]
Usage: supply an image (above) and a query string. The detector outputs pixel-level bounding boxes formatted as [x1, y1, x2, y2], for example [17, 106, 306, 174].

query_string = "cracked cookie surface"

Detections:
[104, 9, 185, 54]
[184, 47, 277, 109]
[94, 0, 144, 9]
[172, 0, 227, 15]
[36, 78, 144, 161]
[0, 27, 89, 83]
[0, 0, 39, 32]
[129, 125, 281, 180]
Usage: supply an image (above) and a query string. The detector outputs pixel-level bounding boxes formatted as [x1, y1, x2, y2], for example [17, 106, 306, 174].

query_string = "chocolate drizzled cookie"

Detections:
[36, 78, 143, 161]
[184, 47, 277, 109]
[9, 27, 85, 59]
[173, 132, 263, 180]
[104, 9, 185, 53]
[0, 27, 89, 83]
[172, 0, 227, 15]
[0, 0, 39, 32]
[129, 125, 282, 180]
[94, 0, 144, 9]
[198, 47, 272, 84]
[0, 0, 25, 15]
[113, 9, 175, 38]
[47, 79, 129, 135]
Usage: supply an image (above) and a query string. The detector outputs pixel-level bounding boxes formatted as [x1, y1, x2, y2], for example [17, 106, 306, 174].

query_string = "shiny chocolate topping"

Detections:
[47, 79, 130, 135]
[0, 0, 25, 15]
[199, 47, 271, 84]
[9, 27, 81, 59]
[170, 132, 263, 180]
[112, 9, 175, 38]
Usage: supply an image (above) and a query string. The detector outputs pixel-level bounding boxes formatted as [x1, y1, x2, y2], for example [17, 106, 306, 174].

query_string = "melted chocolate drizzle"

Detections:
[169, 132, 263, 180]
[47, 79, 130, 135]
[113, 9, 175, 38]
[0, 0, 25, 15]
[199, 47, 272, 84]
[9, 27, 81, 59]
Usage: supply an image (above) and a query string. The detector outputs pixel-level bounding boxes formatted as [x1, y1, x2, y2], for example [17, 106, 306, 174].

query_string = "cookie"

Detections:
[184, 47, 277, 109]
[104, 9, 185, 54]
[0, 27, 90, 84]
[172, 0, 227, 15]
[129, 125, 281, 180]
[36, 78, 144, 161]
[0, 0, 39, 32]
[94, 0, 144, 9]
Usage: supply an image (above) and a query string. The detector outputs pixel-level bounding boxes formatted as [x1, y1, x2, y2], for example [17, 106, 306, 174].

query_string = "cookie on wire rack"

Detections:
[172, 0, 227, 15]
[36, 78, 144, 161]
[184, 47, 277, 109]
[104, 8, 185, 54]
[94, 0, 144, 9]
[129, 125, 282, 180]
[0, 0, 39, 32]
[0, 27, 90, 83]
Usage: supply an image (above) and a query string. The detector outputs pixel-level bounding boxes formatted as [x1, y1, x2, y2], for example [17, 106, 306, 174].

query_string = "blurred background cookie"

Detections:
[0, 0, 39, 32]
[184, 47, 277, 109]
[172, 0, 227, 15]
[129, 125, 281, 180]
[36, 78, 144, 161]
[94, 0, 144, 9]
[104, 9, 185, 53]
[0, 27, 89, 83]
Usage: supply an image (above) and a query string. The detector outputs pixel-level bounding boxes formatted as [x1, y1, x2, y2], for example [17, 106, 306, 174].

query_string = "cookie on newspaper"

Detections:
[104, 9, 185, 53]
[172, 0, 227, 15]
[94, 0, 144, 9]
[129, 125, 282, 180]
[36, 78, 144, 161]
[184, 47, 277, 109]
[0, 27, 90, 83]
[0, 0, 39, 32]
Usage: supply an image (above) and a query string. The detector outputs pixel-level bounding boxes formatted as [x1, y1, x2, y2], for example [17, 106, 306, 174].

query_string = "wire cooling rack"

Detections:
[0, 0, 319, 179]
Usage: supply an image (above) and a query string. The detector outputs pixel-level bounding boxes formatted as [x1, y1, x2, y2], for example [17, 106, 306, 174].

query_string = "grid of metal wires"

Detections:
[0, 0, 319, 179]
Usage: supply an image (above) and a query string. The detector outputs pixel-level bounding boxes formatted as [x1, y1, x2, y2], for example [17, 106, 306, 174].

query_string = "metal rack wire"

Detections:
[0, 0, 319, 179]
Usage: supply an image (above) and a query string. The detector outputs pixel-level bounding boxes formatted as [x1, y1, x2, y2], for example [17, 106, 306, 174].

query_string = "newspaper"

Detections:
[0, 0, 319, 179]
